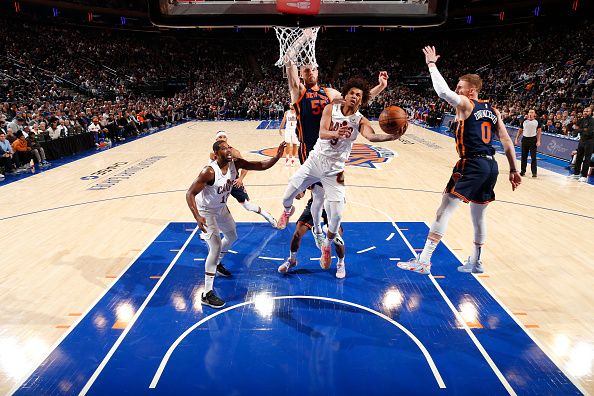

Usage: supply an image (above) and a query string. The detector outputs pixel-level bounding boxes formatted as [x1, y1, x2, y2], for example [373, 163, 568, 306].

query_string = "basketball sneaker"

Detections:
[216, 263, 232, 277]
[276, 205, 295, 230]
[320, 242, 332, 269]
[285, 157, 290, 167]
[278, 258, 297, 273]
[579, 176, 588, 182]
[397, 258, 431, 275]
[291, 158, 296, 167]
[458, 257, 484, 273]
[201, 290, 225, 309]
[568, 174, 580, 180]
[336, 262, 346, 279]
[312, 229, 325, 249]
[331, 234, 344, 246]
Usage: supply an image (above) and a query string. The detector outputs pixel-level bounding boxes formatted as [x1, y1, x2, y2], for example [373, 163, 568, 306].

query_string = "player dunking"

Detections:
[280, 78, 400, 278]
[186, 140, 285, 308]
[279, 105, 299, 166]
[398, 46, 521, 275]
[211, 131, 277, 227]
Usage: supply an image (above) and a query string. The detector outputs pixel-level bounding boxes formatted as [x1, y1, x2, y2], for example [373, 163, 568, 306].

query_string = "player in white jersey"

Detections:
[211, 131, 277, 227]
[187, 140, 286, 308]
[278, 78, 401, 278]
[279, 105, 299, 166]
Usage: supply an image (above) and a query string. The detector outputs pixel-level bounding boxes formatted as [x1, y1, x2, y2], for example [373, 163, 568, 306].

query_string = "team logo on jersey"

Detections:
[253, 143, 395, 169]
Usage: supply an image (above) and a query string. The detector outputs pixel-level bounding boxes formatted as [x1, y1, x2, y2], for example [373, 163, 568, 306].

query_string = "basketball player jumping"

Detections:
[280, 78, 400, 278]
[276, 28, 388, 275]
[187, 140, 286, 308]
[211, 131, 277, 227]
[398, 46, 521, 275]
[279, 105, 299, 166]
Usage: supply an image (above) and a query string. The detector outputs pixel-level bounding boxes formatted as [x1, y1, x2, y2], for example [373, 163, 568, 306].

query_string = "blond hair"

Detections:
[459, 74, 483, 92]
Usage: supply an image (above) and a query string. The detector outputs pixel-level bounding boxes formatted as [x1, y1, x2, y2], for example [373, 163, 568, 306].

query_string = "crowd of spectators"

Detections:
[1, 15, 592, 178]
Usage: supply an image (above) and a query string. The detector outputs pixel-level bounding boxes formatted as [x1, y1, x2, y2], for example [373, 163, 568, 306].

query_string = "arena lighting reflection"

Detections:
[0, 337, 47, 380]
[170, 291, 188, 312]
[252, 293, 274, 318]
[458, 297, 479, 325]
[115, 302, 135, 323]
[191, 286, 205, 314]
[382, 288, 404, 311]
[566, 342, 594, 378]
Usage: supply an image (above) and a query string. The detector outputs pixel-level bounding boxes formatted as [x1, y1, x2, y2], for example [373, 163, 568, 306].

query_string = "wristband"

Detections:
[427, 61, 436, 65]
[510, 169, 518, 173]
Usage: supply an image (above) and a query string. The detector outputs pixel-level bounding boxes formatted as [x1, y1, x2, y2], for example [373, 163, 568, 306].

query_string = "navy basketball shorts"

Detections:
[230, 185, 250, 203]
[445, 157, 499, 204]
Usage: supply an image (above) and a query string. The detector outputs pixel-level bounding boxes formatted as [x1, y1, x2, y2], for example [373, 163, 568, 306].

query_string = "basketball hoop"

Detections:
[274, 26, 320, 68]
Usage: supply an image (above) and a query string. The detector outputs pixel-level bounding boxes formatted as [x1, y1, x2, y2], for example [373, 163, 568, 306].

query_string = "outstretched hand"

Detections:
[422, 46, 440, 65]
[275, 142, 288, 158]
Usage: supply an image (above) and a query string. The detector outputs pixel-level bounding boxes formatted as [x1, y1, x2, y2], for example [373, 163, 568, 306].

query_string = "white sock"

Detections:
[418, 239, 438, 264]
[289, 251, 297, 262]
[204, 274, 214, 294]
[242, 201, 259, 213]
[337, 256, 344, 265]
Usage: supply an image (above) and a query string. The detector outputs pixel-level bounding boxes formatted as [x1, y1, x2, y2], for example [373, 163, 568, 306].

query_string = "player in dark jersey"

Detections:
[276, 29, 388, 275]
[398, 46, 521, 275]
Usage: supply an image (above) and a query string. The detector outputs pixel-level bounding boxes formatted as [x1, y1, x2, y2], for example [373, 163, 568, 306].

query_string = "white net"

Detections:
[274, 26, 320, 68]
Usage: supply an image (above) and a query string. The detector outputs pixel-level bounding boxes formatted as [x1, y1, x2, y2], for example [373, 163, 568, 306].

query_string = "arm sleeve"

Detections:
[429, 67, 462, 107]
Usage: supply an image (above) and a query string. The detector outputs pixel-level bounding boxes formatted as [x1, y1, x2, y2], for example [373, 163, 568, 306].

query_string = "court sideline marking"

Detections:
[351, 200, 517, 395]
[148, 295, 446, 389]
[8, 223, 171, 395]
[433, 222, 590, 396]
[393, 223, 517, 396]
[78, 226, 199, 395]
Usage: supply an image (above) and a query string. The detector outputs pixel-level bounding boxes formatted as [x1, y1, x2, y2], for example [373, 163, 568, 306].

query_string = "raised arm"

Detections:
[235, 142, 286, 171]
[369, 71, 389, 100]
[186, 166, 215, 232]
[493, 107, 522, 191]
[423, 46, 473, 115]
[286, 63, 304, 104]
[359, 117, 400, 142]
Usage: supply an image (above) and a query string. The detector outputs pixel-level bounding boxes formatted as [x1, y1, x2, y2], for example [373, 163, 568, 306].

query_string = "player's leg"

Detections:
[278, 222, 309, 273]
[334, 227, 346, 279]
[278, 157, 320, 229]
[291, 133, 300, 166]
[232, 185, 277, 227]
[200, 210, 225, 308]
[457, 202, 488, 273]
[319, 172, 346, 270]
[215, 207, 238, 277]
[398, 193, 462, 274]
[310, 183, 325, 246]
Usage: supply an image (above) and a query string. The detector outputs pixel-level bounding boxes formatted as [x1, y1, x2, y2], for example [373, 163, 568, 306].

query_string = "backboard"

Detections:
[148, 0, 448, 28]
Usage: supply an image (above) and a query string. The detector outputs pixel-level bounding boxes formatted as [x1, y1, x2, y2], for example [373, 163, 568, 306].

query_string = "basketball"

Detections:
[379, 106, 408, 138]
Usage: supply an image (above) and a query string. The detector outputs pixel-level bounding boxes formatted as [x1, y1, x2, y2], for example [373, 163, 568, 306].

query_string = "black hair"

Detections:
[213, 140, 225, 152]
[341, 78, 371, 106]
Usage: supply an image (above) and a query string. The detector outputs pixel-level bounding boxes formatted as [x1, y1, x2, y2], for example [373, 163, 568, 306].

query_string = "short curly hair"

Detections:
[341, 78, 371, 106]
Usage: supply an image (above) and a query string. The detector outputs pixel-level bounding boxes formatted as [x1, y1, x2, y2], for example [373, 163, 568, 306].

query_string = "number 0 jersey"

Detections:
[195, 160, 237, 210]
[454, 100, 497, 158]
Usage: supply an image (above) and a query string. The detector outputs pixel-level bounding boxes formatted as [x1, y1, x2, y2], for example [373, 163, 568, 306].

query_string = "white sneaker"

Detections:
[0, 173, 4, 180]
[278, 258, 297, 273]
[284, 158, 290, 167]
[457, 257, 484, 273]
[291, 159, 296, 167]
[336, 262, 346, 279]
[578, 176, 588, 182]
[568, 174, 580, 179]
[311, 229, 325, 249]
[332, 234, 344, 246]
[397, 258, 431, 275]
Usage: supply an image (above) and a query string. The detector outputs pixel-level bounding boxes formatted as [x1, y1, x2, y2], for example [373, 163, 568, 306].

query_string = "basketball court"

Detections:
[1, 119, 592, 395]
[2, 0, 594, 394]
